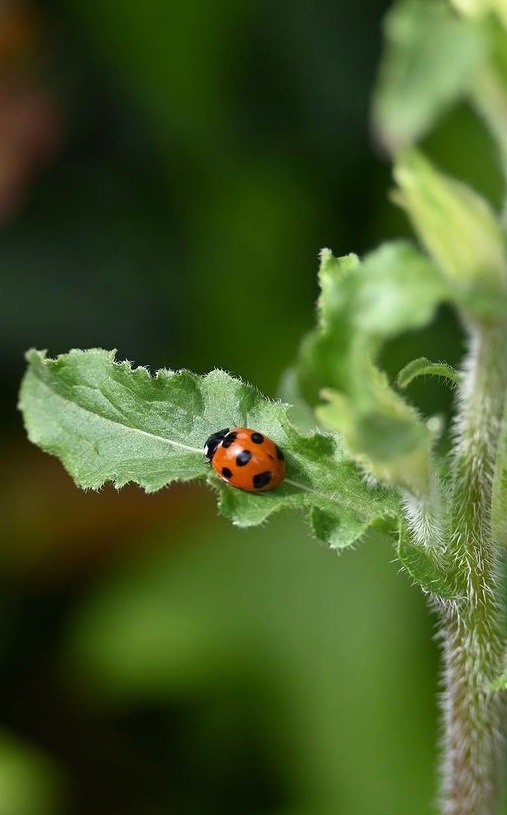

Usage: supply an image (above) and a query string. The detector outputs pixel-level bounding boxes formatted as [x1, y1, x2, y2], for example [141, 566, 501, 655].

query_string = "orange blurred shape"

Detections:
[0, 1, 63, 223]
[0, 1, 41, 68]
[0, 84, 62, 221]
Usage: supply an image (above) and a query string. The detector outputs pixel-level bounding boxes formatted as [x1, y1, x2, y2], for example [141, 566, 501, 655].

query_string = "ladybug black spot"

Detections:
[236, 449, 252, 466]
[221, 467, 233, 479]
[251, 432, 264, 444]
[275, 445, 285, 461]
[253, 471, 272, 489]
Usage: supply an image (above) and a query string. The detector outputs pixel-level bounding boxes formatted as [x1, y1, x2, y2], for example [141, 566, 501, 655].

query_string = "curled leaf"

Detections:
[296, 242, 448, 496]
[397, 357, 461, 389]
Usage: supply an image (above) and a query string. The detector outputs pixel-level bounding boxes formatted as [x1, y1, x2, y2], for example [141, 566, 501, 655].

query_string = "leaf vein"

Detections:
[34, 374, 203, 455]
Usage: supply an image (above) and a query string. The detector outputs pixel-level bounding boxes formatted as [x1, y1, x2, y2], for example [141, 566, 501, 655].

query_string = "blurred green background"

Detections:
[1, 0, 498, 813]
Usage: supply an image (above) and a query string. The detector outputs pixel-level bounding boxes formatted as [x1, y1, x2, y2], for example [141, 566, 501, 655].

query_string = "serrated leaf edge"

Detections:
[21, 349, 204, 456]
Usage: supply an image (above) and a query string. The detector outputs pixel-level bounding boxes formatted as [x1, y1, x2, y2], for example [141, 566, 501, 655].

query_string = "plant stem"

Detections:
[439, 322, 507, 815]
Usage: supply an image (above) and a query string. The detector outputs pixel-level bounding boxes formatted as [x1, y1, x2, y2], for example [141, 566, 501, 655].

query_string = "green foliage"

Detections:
[396, 357, 461, 389]
[16, 0, 507, 599]
[373, 0, 486, 152]
[373, 0, 507, 204]
[397, 524, 464, 599]
[19, 349, 398, 548]
[295, 241, 448, 496]
[393, 150, 507, 300]
[12, 1, 507, 814]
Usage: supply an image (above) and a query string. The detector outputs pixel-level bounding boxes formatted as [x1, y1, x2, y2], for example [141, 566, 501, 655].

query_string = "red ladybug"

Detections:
[204, 427, 286, 492]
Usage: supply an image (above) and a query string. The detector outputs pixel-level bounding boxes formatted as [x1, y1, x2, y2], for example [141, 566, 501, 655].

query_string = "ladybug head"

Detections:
[204, 428, 230, 460]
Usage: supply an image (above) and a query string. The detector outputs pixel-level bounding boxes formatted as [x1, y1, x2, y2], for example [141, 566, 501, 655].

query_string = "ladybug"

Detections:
[204, 427, 286, 492]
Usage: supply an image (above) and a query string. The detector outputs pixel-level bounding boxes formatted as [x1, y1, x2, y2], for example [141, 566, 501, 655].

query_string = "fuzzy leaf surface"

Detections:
[298, 242, 449, 405]
[397, 357, 461, 389]
[398, 530, 464, 599]
[19, 349, 399, 548]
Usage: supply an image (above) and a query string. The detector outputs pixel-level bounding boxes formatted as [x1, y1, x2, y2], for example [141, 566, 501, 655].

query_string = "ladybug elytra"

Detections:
[204, 427, 286, 492]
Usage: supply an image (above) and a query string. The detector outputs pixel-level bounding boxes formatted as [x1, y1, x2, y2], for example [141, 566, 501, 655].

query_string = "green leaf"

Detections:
[19, 348, 399, 548]
[318, 388, 434, 497]
[296, 242, 448, 495]
[397, 525, 464, 599]
[471, 21, 507, 196]
[397, 357, 461, 389]
[298, 242, 449, 408]
[451, 0, 507, 31]
[373, 0, 486, 152]
[314, 242, 448, 343]
[217, 432, 398, 549]
[19, 348, 207, 491]
[393, 150, 507, 302]
[491, 0, 507, 32]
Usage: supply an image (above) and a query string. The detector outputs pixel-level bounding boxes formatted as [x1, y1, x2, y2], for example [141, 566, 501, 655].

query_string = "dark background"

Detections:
[0, 0, 494, 813]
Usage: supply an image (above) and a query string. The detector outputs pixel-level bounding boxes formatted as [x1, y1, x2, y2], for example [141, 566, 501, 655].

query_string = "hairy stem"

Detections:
[438, 322, 507, 815]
